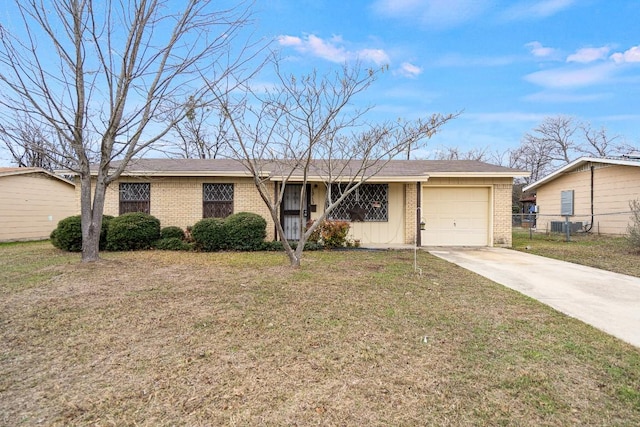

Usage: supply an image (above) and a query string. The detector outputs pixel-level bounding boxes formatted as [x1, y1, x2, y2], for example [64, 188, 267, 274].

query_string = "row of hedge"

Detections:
[50, 212, 331, 253]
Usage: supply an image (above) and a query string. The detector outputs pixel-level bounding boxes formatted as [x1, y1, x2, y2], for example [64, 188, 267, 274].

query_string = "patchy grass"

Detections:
[512, 228, 640, 277]
[1, 241, 640, 426]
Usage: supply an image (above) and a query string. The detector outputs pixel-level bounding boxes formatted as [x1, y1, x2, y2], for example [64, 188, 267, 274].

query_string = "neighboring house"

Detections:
[80, 158, 527, 247]
[523, 155, 640, 235]
[0, 167, 77, 242]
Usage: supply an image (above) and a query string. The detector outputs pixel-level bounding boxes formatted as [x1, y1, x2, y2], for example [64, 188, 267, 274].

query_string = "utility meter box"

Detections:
[561, 190, 574, 216]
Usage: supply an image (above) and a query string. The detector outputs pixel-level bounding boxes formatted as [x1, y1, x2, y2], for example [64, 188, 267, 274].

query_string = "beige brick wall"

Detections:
[493, 182, 513, 246]
[76, 175, 515, 246]
[405, 183, 418, 245]
[82, 176, 276, 240]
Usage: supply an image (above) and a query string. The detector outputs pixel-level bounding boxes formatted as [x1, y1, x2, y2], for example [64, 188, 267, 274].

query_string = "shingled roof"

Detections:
[95, 158, 527, 181]
[0, 167, 75, 185]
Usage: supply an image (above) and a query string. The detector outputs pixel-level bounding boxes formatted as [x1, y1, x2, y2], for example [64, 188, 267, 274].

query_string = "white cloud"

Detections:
[277, 35, 303, 47]
[524, 63, 615, 89]
[372, 0, 491, 29]
[610, 46, 640, 64]
[502, 0, 576, 20]
[358, 49, 391, 65]
[277, 34, 389, 65]
[567, 46, 610, 63]
[523, 91, 610, 103]
[525, 41, 557, 58]
[398, 62, 423, 78]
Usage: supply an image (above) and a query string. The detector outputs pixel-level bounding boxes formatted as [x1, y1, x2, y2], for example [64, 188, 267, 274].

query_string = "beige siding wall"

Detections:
[423, 177, 514, 247]
[535, 164, 640, 235]
[87, 176, 276, 240]
[1, 173, 77, 241]
[309, 183, 408, 245]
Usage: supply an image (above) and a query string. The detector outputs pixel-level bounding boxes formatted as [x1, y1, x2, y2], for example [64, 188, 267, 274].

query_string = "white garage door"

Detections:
[421, 187, 490, 246]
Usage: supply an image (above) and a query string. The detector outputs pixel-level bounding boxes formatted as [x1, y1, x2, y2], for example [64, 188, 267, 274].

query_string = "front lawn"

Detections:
[1, 241, 639, 425]
[512, 228, 640, 277]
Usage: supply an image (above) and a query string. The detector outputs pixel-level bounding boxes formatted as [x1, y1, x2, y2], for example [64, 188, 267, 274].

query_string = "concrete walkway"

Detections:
[428, 247, 640, 348]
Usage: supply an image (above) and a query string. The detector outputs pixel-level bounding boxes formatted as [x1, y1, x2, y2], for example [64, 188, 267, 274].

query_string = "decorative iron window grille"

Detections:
[328, 183, 388, 222]
[119, 182, 150, 214]
[203, 183, 234, 218]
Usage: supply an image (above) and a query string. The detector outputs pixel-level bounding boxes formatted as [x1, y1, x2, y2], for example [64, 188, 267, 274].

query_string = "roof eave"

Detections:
[3, 168, 75, 186]
[428, 172, 530, 178]
[270, 174, 431, 183]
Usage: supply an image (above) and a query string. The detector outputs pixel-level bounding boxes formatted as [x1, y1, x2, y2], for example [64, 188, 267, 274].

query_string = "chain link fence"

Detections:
[513, 210, 635, 235]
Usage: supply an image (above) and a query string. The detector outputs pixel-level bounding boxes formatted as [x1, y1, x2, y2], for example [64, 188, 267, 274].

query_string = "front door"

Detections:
[281, 184, 311, 241]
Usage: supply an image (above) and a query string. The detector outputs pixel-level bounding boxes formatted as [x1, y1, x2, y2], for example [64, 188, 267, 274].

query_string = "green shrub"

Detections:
[106, 212, 161, 251]
[191, 217, 227, 251]
[51, 215, 82, 251]
[100, 215, 114, 249]
[307, 219, 350, 248]
[305, 219, 322, 243]
[155, 237, 192, 251]
[224, 212, 267, 251]
[259, 240, 323, 251]
[321, 220, 350, 248]
[627, 199, 640, 252]
[260, 240, 284, 251]
[50, 214, 113, 252]
[160, 226, 186, 240]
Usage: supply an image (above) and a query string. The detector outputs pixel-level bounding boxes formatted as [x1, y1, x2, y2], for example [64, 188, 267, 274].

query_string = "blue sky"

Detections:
[253, 0, 640, 159]
[1, 0, 638, 166]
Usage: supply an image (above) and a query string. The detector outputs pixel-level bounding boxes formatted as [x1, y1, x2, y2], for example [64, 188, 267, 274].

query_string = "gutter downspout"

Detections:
[416, 182, 422, 247]
[585, 164, 594, 232]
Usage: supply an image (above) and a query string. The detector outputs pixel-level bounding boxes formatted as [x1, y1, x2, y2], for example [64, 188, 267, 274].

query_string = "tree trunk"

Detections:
[79, 174, 106, 263]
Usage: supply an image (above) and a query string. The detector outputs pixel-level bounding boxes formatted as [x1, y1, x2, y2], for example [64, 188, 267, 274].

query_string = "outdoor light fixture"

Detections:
[420, 220, 426, 230]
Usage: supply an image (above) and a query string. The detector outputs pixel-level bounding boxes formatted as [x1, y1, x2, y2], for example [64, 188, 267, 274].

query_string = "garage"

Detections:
[421, 186, 490, 246]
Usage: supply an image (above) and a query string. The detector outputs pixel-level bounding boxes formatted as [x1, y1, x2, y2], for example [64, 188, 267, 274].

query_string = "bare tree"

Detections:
[577, 122, 635, 157]
[0, 115, 76, 170]
[0, 0, 259, 262]
[511, 115, 636, 187]
[168, 96, 228, 159]
[216, 60, 457, 267]
[529, 115, 577, 164]
[430, 145, 489, 161]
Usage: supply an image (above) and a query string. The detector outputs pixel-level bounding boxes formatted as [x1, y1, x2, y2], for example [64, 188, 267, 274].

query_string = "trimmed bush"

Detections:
[155, 237, 192, 251]
[628, 199, 640, 252]
[160, 226, 186, 240]
[191, 217, 227, 251]
[50, 214, 113, 252]
[106, 212, 161, 251]
[303, 219, 350, 249]
[260, 240, 323, 251]
[305, 219, 322, 244]
[224, 212, 267, 251]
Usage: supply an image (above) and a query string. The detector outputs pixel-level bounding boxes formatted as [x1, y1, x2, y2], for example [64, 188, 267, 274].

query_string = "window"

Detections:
[203, 183, 233, 218]
[329, 183, 388, 222]
[119, 182, 150, 214]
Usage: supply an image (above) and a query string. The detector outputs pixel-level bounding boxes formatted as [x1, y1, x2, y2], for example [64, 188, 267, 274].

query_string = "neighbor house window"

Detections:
[119, 182, 150, 214]
[329, 183, 388, 222]
[203, 183, 234, 218]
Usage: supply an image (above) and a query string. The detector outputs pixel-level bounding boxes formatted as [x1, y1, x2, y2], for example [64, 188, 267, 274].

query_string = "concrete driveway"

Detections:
[428, 247, 640, 348]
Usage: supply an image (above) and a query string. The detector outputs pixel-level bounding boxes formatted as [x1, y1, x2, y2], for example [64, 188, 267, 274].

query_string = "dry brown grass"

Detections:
[1, 241, 640, 426]
[513, 229, 640, 277]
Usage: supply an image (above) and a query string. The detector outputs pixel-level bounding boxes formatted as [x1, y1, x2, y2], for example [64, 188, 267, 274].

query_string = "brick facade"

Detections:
[85, 176, 276, 240]
[80, 174, 515, 247]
